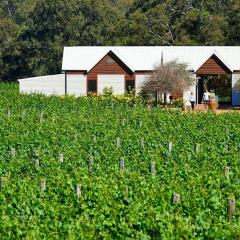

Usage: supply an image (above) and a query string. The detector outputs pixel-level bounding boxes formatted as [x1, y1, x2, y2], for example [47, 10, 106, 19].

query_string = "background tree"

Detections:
[0, 17, 20, 81]
[141, 61, 194, 105]
[227, 2, 240, 45]
[174, 9, 228, 45]
[0, 0, 240, 81]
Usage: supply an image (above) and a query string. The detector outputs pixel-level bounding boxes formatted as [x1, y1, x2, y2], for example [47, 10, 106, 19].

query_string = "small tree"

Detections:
[141, 60, 194, 105]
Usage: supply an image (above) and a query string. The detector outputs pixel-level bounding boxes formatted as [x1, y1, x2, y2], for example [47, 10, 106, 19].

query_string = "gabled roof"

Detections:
[195, 50, 233, 73]
[87, 50, 134, 75]
[62, 46, 240, 72]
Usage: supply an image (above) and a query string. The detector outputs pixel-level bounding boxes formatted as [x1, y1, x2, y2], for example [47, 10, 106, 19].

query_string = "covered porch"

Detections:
[194, 52, 240, 107]
[196, 74, 232, 106]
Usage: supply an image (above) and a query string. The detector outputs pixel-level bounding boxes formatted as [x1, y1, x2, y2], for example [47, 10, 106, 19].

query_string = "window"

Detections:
[126, 80, 135, 93]
[88, 80, 97, 94]
[106, 57, 115, 64]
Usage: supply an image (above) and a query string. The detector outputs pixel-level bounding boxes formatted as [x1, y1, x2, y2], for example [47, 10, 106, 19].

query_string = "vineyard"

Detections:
[0, 83, 240, 239]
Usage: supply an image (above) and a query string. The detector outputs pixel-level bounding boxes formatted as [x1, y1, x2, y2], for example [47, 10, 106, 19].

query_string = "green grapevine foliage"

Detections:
[0, 83, 240, 239]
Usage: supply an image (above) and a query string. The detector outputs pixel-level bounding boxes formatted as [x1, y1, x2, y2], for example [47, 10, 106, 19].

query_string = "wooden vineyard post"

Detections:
[196, 144, 200, 153]
[93, 135, 97, 143]
[0, 177, 6, 190]
[76, 184, 81, 199]
[52, 116, 55, 124]
[224, 144, 228, 153]
[59, 153, 64, 164]
[111, 102, 114, 109]
[122, 118, 126, 127]
[35, 148, 40, 158]
[10, 147, 16, 158]
[7, 109, 11, 119]
[35, 159, 40, 168]
[141, 138, 144, 149]
[139, 121, 142, 128]
[74, 134, 78, 142]
[116, 137, 121, 149]
[172, 193, 181, 204]
[224, 166, 230, 179]
[169, 142, 173, 153]
[124, 187, 129, 203]
[150, 161, 155, 176]
[40, 179, 46, 192]
[119, 157, 125, 172]
[228, 197, 236, 220]
[35, 148, 40, 168]
[88, 156, 94, 174]
[40, 112, 44, 123]
[21, 110, 26, 120]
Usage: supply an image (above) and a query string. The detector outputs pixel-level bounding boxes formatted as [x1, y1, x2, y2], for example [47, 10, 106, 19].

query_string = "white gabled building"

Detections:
[19, 46, 240, 106]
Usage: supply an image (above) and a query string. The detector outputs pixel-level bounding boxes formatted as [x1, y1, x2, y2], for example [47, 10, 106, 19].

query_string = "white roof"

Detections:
[62, 46, 240, 72]
[18, 74, 64, 82]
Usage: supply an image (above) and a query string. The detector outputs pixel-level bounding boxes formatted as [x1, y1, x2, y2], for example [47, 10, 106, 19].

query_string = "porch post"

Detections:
[65, 72, 67, 95]
[196, 75, 199, 105]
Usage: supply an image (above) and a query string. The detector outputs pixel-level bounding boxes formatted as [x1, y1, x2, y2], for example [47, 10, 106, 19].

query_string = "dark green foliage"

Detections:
[0, 0, 240, 81]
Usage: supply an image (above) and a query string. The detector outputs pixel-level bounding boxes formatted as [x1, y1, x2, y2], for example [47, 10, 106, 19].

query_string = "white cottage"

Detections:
[19, 46, 240, 106]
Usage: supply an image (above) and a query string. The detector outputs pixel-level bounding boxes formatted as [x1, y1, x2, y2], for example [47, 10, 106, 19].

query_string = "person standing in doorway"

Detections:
[203, 89, 210, 110]
[189, 92, 195, 111]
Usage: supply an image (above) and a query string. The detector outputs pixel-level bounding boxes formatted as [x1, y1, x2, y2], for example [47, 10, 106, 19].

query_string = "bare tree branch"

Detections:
[141, 60, 194, 104]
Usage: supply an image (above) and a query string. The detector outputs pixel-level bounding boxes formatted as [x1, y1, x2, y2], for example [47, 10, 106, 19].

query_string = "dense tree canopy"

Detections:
[0, 0, 239, 81]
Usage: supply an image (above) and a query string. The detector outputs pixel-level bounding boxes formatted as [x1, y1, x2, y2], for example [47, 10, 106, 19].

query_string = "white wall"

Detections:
[232, 73, 240, 106]
[183, 74, 197, 105]
[18, 74, 87, 97]
[67, 74, 87, 96]
[18, 74, 65, 96]
[98, 75, 125, 95]
[135, 75, 150, 94]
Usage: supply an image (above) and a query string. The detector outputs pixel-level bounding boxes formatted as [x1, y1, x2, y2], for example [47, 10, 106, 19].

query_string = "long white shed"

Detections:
[18, 74, 87, 96]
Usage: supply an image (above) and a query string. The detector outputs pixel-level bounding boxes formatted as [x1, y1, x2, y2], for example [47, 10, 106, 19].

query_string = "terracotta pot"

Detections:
[209, 99, 217, 110]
